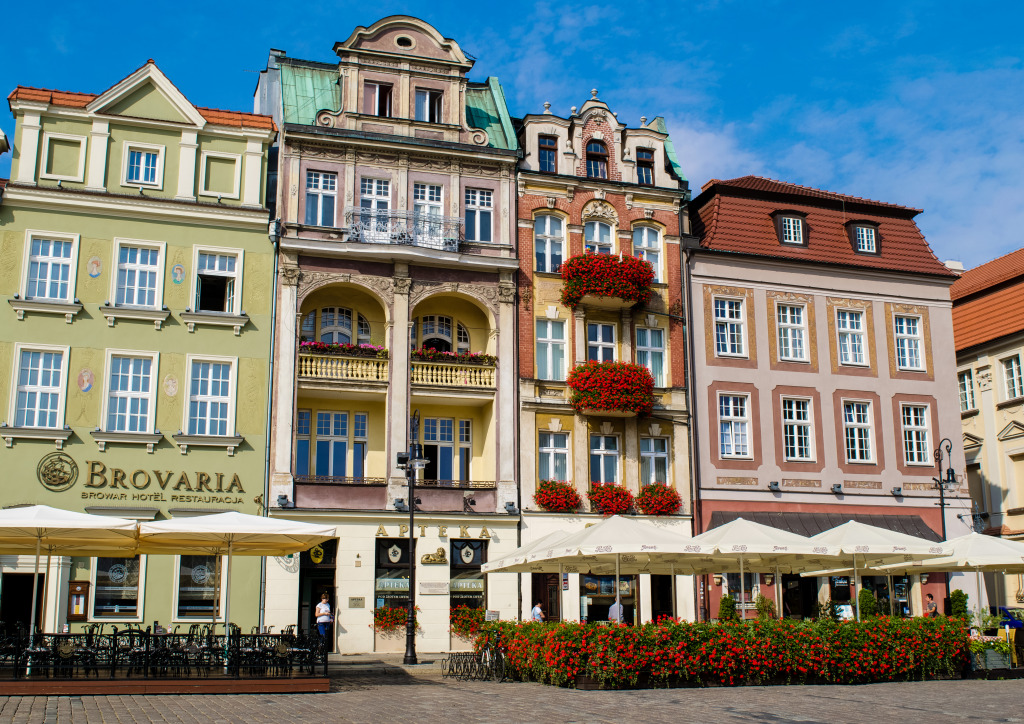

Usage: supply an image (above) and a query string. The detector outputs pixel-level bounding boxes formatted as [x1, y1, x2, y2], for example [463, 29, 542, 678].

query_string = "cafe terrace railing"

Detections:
[294, 476, 388, 486]
[411, 361, 496, 388]
[0, 628, 327, 680]
[298, 353, 389, 383]
[417, 479, 497, 490]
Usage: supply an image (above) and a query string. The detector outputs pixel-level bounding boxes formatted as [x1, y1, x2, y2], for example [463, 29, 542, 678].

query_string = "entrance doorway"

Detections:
[781, 574, 818, 620]
[298, 539, 337, 652]
[1, 573, 45, 635]
[650, 575, 674, 620]
[531, 572, 561, 622]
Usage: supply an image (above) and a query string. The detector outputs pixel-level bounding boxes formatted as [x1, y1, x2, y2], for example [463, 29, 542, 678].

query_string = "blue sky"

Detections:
[3, 1, 1022, 268]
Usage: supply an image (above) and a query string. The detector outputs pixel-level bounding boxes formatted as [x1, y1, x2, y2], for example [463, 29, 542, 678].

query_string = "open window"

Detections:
[415, 89, 443, 123]
[363, 81, 393, 117]
[194, 249, 241, 314]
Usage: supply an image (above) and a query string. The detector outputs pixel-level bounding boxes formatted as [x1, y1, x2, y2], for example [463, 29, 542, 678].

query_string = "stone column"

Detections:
[175, 130, 198, 201]
[623, 417, 639, 492]
[388, 268, 411, 483]
[85, 120, 109, 191]
[620, 308, 633, 360]
[269, 262, 300, 505]
[574, 308, 586, 364]
[242, 138, 263, 207]
[496, 274, 517, 502]
[15, 111, 41, 185]
[573, 415, 589, 501]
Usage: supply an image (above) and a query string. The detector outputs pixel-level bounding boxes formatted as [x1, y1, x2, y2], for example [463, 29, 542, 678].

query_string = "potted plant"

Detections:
[566, 361, 655, 417]
[635, 484, 681, 516]
[534, 480, 582, 513]
[372, 605, 419, 653]
[299, 341, 389, 359]
[970, 635, 1012, 670]
[560, 253, 655, 310]
[588, 483, 633, 516]
[410, 348, 497, 366]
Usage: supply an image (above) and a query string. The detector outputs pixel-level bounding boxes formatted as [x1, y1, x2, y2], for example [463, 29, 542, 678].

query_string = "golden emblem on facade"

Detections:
[421, 547, 448, 565]
[36, 452, 79, 492]
[309, 545, 325, 564]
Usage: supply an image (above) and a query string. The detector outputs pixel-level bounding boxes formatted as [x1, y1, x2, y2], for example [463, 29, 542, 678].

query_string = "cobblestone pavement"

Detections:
[1, 669, 1022, 723]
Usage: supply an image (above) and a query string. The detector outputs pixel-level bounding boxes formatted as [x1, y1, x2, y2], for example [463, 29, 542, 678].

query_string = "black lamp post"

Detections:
[397, 410, 426, 666]
[932, 437, 958, 607]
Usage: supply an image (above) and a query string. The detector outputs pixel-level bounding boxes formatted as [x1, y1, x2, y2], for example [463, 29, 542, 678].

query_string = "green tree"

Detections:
[755, 594, 777, 620]
[858, 588, 878, 618]
[718, 594, 739, 622]
[950, 589, 969, 618]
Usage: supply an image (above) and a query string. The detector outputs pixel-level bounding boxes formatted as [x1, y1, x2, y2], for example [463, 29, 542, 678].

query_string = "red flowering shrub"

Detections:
[411, 348, 496, 366]
[588, 484, 634, 516]
[560, 253, 655, 310]
[373, 605, 419, 633]
[636, 484, 681, 516]
[299, 341, 389, 359]
[450, 605, 485, 639]
[534, 480, 582, 513]
[566, 362, 655, 416]
[476, 617, 970, 689]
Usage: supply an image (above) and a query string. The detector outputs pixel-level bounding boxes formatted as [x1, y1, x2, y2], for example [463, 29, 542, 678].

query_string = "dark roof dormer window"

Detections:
[846, 221, 880, 254]
[770, 210, 808, 246]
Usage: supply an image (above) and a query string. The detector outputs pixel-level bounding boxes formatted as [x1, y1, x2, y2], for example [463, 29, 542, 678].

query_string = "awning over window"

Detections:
[707, 510, 942, 542]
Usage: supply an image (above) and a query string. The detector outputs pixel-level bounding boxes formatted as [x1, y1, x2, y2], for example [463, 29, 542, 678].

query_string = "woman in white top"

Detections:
[315, 593, 333, 637]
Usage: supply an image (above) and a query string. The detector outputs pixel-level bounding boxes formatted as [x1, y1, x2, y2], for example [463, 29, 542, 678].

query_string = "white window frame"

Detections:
[855, 226, 877, 253]
[88, 555, 147, 623]
[170, 553, 227, 624]
[111, 238, 166, 310]
[534, 215, 564, 273]
[639, 436, 670, 486]
[842, 399, 875, 463]
[536, 319, 566, 381]
[900, 403, 931, 466]
[958, 369, 976, 412]
[632, 226, 661, 282]
[414, 88, 444, 123]
[9, 342, 69, 429]
[363, 82, 393, 117]
[776, 303, 807, 362]
[190, 246, 244, 315]
[465, 188, 493, 242]
[589, 434, 620, 485]
[39, 132, 87, 183]
[314, 411, 350, 478]
[780, 216, 803, 245]
[636, 326, 665, 387]
[183, 354, 237, 437]
[718, 393, 751, 459]
[584, 221, 613, 254]
[21, 229, 80, 303]
[587, 322, 617, 362]
[894, 314, 924, 371]
[781, 397, 814, 462]
[1003, 355, 1023, 401]
[198, 151, 242, 200]
[101, 349, 159, 434]
[538, 431, 569, 482]
[120, 141, 165, 190]
[305, 170, 338, 227]
[836, 308, 867, 366]
[713, 297, 746, 357]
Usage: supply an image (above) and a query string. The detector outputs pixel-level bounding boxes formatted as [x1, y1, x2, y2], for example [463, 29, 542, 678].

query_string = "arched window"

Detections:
[534, 215, 564, 273]
[584, 221, 613, 254]
[586, 141, 608, 179]
[420, 315, 453, 352]
[320, 307, 353, 344]
[633, 227, 661, 282]
[457, 322, 470, 353]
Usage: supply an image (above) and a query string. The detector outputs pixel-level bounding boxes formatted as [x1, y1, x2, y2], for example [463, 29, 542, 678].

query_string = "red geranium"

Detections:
[560, 253, 655, 310]
[450, 605, 485, 639]
[566, 361, 655, 417]
[636, 484, 681, 516]
[588, 484, 634, 516]
[534, 480, 582, 513]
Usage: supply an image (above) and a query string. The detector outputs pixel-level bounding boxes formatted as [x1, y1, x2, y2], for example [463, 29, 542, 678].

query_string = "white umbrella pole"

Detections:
[29, 536, 41, 644]
[888, 575, 894, 616]
[670, 564, 677, 620]
[225, 540, 233, 631]
[42, 547, 52, 634]
[558, 563, 562, 622]
[740, 555, 745, 621]
[615, 554, 621, 624]
[775, 565, 781, 620]
[854, 554, 861, 622]
[976, 568, 983, 626]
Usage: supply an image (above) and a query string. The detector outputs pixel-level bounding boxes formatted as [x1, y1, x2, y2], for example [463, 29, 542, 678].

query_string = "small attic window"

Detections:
[395, 36, 414, 48]
[846, 220, 881, 255]
[770, 210, 808, 246]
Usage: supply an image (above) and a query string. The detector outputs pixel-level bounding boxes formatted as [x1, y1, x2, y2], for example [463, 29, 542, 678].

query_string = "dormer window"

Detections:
[538, 135, 557, 173]
[771, 211, 808, 246]
[636, 148, 654, 186]
[363, 82, 392, 117]
[415, 89, 443, 123]
[586, 141, 608, 179]
[849, 222, 879, 254]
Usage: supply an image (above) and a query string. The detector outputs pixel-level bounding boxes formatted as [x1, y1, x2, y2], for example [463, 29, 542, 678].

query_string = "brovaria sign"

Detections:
[36, 452, 246, 505]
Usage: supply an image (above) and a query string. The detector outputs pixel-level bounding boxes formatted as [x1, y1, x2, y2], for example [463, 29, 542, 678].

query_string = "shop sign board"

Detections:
[420, 581, 449, 595]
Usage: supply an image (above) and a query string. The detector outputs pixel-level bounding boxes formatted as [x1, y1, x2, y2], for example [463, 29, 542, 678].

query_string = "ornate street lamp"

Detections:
[396, 410, 427, 665]
[932, 437, 958, 607]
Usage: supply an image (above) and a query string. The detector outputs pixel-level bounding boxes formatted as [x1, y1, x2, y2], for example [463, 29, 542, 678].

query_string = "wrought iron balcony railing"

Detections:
[344, 208, 464, 252]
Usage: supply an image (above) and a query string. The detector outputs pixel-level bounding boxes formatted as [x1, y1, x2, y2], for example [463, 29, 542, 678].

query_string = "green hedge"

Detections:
[475, 617, 969, 688]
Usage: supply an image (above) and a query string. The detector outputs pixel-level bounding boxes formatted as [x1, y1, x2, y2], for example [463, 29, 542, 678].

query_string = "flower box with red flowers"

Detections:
[636, 483, 681, 516]
[560, 252, 655, 310]
[534, 480, 582, 513]
[450, 604, 486, 639]
[566, 361, 655, 417]
[588, 483, 634, 516]
[299, 341, 389, 359]
[373, 604, 419, 633]
[410, 348, 497, 366]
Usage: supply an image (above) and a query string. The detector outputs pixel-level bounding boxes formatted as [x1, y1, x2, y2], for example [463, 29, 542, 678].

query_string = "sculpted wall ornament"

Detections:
[421, 547, 448, 564]
[409, 281, 499, 315]
[498, 282, 516, 304]
[581, 199, 618, 224]
[280, 267, 302, 287]
[392, 277, 412, 296]
[296, 271, 395, 306]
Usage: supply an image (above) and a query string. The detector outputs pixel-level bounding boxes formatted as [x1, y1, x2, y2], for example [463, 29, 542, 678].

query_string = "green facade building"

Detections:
[0, 62, 276, 633]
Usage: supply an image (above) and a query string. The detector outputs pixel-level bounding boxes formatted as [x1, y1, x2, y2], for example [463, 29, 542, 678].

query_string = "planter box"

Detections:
[578, 294, 635, 311]
[449, 634, 473, 652]
[374, 631, 407, 654]
[579, 408, 637, 418]
[972, 650, 1011, 670]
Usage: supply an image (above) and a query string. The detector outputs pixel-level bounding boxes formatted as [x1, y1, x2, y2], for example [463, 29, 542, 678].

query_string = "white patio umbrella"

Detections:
[138, 512, 336, 632]
[874, 532, 1024, 620]
[0, 505, 138, 641]
[481, 530, 571, 574]
[807, 520, 944, 621]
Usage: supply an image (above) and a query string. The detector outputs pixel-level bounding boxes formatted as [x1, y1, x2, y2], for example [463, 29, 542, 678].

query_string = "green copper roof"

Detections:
[280, 63, 341, 126]
[654, 116, 686, 182]
[466, 78, 518, 151]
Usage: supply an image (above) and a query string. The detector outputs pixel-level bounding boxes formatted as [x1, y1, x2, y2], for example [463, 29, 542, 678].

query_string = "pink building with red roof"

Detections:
[686, 176, 969, 620]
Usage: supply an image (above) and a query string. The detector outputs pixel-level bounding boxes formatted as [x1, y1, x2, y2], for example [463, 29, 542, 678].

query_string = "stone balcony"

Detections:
[297, 353, 389, 390]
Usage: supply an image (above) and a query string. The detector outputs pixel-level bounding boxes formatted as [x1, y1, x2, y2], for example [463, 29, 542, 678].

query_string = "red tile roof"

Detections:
[950, 247, 1024, 300]
[691, 176, 954, 277]
[7, 86, 275, 131]
[950, 248, 1024, 351]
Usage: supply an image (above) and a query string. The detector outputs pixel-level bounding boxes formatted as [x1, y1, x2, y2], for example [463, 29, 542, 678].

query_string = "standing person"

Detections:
[608, 598, 624, 624]
[531, 601, 545, 622]
[924, 593, 938, 618]
[315, 593, 333, 636]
